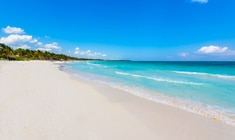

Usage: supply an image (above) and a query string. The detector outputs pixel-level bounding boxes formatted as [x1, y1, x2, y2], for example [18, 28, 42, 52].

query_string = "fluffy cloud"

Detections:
[45, 42, 61, 50]
[0, 34, 33, 45]
[0, 26, 39, 49]
[192, 0, 208, 4]
[2, 26, 24, 34]
[74, 48, 106, 58]
[198, 45, 228, 54]
[37, 42, 61, 52]
[179, 52, 189, 57]
[0, 26, 62, 53]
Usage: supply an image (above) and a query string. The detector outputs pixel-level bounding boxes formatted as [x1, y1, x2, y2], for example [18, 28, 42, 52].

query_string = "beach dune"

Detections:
[0, 61, 234, 140]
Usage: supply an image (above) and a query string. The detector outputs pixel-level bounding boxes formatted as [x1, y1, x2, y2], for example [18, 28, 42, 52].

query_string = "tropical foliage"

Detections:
[0, 43, 88, 61]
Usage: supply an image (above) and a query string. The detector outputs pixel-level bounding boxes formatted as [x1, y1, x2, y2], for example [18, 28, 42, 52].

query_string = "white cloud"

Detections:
[37, 42, 61, 52]
[179, 52, 189, 57]
[74, 48, 106, 58]
[198, 45, 228, 54]
[0, 34, 33, 45]
[37, 47, 51, 52]
[86, 50, 91, 54]
[45, 42, 61, 50]
[37, 42, 43, 46]
[101, 54, 107, 57]
[192, 0, 208, 4]
[74, 47, 80, 54]
[30, 39, 38, 43]
[2, 26, 25, 34]
[1, 26, 64, 53]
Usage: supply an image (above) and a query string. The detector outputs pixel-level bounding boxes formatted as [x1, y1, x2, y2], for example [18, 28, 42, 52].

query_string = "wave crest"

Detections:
[115, 71, 203, 85]
[173, 71, 235, 80]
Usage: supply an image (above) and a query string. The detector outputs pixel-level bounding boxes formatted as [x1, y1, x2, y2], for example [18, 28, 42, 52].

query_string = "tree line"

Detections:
[0, 43, 90, 61]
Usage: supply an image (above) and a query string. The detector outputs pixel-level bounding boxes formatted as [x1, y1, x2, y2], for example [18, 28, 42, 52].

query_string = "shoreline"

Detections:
[62, 62, 235, 126]
[0, 61, 235, 140]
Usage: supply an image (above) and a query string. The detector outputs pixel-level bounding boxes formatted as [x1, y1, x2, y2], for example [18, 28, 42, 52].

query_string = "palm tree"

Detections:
[15, 48, 25, 58]
[0, 43, 14, 60]
[1, 43, 83, 61]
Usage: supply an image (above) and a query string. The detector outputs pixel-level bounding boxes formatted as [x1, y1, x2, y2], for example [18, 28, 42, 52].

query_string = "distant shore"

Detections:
[0, 61, 234, 140]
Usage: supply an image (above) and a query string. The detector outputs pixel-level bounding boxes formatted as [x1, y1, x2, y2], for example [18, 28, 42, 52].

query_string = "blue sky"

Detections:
[0, 0, 235, 60]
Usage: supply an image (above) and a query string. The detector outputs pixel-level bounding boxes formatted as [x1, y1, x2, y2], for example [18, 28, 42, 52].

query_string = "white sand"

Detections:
[0, 61, 234, 140]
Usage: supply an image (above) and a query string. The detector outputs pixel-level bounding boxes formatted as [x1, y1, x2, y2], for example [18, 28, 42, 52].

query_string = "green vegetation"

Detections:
[0, 43, 90, 61]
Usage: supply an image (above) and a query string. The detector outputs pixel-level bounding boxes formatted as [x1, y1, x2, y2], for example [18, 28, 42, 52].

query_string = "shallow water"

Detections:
[65, 61, 235, 125]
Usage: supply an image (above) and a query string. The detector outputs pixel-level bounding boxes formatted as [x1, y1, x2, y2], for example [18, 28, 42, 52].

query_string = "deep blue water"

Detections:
[65, 61, 235, 125]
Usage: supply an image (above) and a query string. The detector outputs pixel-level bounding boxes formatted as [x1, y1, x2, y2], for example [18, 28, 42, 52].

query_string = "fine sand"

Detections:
[0, 61, 234, 140]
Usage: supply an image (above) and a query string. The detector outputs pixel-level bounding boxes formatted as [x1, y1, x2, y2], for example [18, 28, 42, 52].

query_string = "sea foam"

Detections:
[173, 71, 235, 80]
[115, 71, 204, 85]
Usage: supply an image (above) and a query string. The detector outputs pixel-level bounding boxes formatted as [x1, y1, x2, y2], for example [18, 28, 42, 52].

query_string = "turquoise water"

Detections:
[65, 61, 235, 125]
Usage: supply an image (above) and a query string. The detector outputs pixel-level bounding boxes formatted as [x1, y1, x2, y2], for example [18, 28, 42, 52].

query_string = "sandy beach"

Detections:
[0, 61, 234, 140]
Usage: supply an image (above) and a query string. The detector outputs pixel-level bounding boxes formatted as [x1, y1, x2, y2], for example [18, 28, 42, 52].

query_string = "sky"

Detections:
[0, 0, 235, 61]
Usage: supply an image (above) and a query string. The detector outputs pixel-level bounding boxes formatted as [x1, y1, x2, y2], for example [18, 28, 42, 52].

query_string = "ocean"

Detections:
[64, 61, 235, 126]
